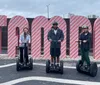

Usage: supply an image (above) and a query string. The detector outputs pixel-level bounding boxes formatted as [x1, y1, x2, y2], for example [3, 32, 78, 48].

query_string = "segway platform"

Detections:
[46, 60, 63, 74]
[16, 57, 33, 71]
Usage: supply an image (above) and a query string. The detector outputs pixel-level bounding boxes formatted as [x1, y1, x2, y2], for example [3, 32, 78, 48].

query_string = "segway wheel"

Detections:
[89, 62, 98, 77]
[16, 59, 21, 71]
[76, 60, 83, 73]
[60, 61, 63, 74]
[46, 60, 50, 73]
[29, 57, 33, 70]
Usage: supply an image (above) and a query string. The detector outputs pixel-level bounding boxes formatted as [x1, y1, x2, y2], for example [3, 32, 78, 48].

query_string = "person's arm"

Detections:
[47, 30, 52, 42]
[60, 30, 64, 41]
[19, 35, 22, 44]
[87, 33, 91, 42]
[76, 34, 83, 44]
[28, 35, 31, 44]
[79, 34, 83, 40]
[58, 30, 64, 42]
[83, 33, 91, 43]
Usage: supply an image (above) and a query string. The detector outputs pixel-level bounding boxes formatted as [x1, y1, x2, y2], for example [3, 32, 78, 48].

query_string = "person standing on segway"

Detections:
[79, 25, 91, 69]
[47, 21, 64, 67]
[19, 27, 31, 64]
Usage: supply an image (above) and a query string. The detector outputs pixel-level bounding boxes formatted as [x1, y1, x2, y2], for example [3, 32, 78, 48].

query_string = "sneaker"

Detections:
[19, 62, 23, 65]
[51, 63, 54, 67]
[85, 65, 90, 71]
[26, 62, 30, 65]
[56, 63, 59, 69]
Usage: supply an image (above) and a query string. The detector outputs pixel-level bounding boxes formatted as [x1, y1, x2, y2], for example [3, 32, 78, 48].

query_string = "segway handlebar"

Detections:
[51, 40, 59, 42]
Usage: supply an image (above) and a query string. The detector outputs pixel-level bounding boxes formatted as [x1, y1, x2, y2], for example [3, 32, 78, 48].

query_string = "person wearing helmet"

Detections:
[47, 21, 64, 66]
[79, 25, 91, 67]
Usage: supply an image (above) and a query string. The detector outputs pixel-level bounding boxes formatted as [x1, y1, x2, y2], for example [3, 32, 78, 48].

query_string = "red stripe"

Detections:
[8, 16, 28, 57]
[44, 16, 66, 59]
[32, 17, 48, 58]
[70, 16, 92, 58]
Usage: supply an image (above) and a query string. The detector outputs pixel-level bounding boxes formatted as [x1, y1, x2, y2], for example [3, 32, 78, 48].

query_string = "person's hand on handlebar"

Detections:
[49, 39, 52, 42]
[19, 41, 30, 45]
[83, 40, 87, 43]
[49, 39, 62, 42]
[58, 40, 61, 42]
[76, 40, 81, 42]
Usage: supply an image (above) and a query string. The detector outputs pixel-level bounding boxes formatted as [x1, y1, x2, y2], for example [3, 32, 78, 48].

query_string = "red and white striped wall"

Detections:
[31, 16, 66, 59]
[0, 15, 7, 54]
[31, 16, 48, 59]
[6, 15, 100, 60]
[44, 16, 66, 59]
[93, 18, 100, 59]
[8, 16, 29, 57]
[70, 15, 92, 59]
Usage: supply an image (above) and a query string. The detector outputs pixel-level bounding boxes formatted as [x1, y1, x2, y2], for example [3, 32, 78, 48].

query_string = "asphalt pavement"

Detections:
[0, 59, 99, 85]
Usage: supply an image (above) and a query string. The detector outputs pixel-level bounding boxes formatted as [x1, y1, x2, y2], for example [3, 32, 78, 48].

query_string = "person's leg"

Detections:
[50, 48, 54, 64]
[84, 51, 90, 66]
[56, 48, 61, 67]
[57, 48, 61, 63]
[80, 48, 85, 65]
[24, 46, 29, 63]
[19, 47, 23, 63]
[51, 56, 54, 63]
[57, 57, 59, 63]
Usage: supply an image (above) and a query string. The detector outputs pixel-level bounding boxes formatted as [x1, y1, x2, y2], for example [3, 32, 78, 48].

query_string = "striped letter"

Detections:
[93, 18, 100, 59]
[70, 15, 92, 59]
[8, 16, 29, 57]
[0, 15, 7, 53]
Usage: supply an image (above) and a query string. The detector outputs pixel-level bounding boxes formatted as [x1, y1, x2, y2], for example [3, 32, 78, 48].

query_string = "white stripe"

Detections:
[0, 63, 75, 69]
[0, 62, 100, 69]
[0, 63, 16, 68]
[0, 76, 100, 85]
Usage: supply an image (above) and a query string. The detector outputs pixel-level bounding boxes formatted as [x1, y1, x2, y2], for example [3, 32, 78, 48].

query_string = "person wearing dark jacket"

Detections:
[47, 21, 64, 66]
[79, 25, 91, 67]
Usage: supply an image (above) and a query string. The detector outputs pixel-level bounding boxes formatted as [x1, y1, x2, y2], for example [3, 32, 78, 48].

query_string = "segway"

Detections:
[16, 28, 33, 71]
[16, 43, 33, 71]
[46, 40, 64, 74]
[76, 60, 98, 77]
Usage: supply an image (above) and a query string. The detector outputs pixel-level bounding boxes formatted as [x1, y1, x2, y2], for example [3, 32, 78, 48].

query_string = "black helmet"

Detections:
[52, 21, 58, 25]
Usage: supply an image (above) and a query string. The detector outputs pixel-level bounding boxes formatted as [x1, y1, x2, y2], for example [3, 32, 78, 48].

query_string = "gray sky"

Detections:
[0, 0, 99, 18]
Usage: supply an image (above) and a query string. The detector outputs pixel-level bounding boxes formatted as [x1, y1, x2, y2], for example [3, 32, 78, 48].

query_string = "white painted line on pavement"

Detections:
[0, 63, 16, 68]
[97, 64, 100, 67]
[0, 63, 76, 69]
[0, 63, 100, 69]
[0, 76, 100, 85]
[33, 63, 76, 69]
